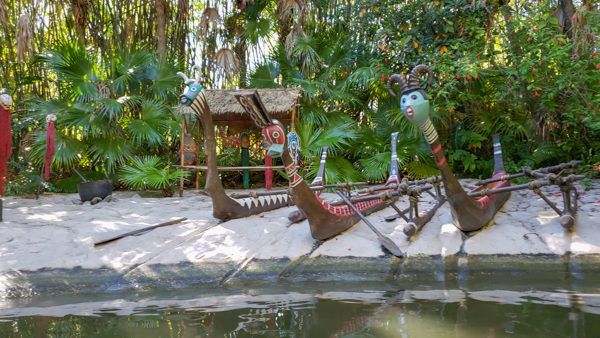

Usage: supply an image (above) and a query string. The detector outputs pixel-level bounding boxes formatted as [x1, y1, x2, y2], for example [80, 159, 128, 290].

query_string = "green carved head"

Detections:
[387, 65, 434, 126]
[400, 89, 430, 125]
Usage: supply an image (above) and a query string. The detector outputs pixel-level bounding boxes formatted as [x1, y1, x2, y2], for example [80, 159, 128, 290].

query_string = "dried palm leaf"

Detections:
[214, 47, 239, 76]
[285, 23, 304, 56]
[97, 82, 111, 99]
[19, 131, 36, 155]
[277, 0, 307, 23]
[17, 13, 33, 61]
[199, 7, 220, 36]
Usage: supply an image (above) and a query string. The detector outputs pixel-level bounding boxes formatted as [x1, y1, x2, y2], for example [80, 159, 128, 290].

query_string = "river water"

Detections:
[2, 269, 600, 338]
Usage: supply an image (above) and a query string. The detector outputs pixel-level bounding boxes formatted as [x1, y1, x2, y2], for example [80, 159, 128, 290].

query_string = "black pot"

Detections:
[77, 180, 113, 202]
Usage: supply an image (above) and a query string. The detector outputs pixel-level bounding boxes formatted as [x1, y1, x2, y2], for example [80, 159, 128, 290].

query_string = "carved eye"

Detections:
[191, 87, 197, 92]
[411, 94, 417, 100]
[401, 98, 406, 104]
[272, 131, 280, 139]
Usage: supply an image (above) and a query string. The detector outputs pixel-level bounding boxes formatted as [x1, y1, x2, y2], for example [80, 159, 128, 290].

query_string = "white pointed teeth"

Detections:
[240, 194, 290, 210]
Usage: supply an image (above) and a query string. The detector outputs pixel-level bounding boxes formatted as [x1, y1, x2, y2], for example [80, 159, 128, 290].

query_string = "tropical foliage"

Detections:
[119, 156, 188, 197]
[0, 0, 597, 195]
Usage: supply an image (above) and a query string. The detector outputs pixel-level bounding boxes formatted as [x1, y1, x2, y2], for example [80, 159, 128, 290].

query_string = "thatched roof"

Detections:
[203, 88, 301, 127]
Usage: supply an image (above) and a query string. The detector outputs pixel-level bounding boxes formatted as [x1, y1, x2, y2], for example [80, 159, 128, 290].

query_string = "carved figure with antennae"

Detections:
[388, 65, 510, 232]
[177, 66, 291, 221]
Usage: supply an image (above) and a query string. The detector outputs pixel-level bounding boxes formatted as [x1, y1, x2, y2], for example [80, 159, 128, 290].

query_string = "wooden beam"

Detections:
[177, 165, 285, 171]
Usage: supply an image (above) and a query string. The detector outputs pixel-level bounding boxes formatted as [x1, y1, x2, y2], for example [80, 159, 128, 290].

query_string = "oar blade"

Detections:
[378, 235, 403, 257]
[334, 191, 403, 258]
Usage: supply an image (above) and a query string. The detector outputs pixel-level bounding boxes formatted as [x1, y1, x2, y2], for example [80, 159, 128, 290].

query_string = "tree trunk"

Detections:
[233, 12, 247, 88]
[156, 0, 168, 57]
[276, 3, 292, 48]
[176, 0, 189, 64]
[71, 0, 88, 43]
[557, 0, 576, 39]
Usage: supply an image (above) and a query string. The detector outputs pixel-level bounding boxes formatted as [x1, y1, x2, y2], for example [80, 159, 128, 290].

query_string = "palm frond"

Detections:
[358, 151, 392, 182]
[119, 155, 189, 193]
[112, 49, 154, 95]
[96, 98, 124, 120]
[345, 66, 377, 90]
[248, 63, 280, 88]
[199, 7, 221, 36]
[290, 33, 321, 76]
[89, 137, 132, 172]
[404, 159, 439, 178]
[31, 132, 87, 170]
[147, 60, 180, 100]
[321, 156, 363, 183]
[126, 99, 168, 147]
[298, 116, 358, 157]
[41, 42, 97, 84]
[531, 143, 567, 166]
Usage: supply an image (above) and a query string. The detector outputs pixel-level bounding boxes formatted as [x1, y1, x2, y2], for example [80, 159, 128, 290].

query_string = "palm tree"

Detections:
[29, 42, 181, 180]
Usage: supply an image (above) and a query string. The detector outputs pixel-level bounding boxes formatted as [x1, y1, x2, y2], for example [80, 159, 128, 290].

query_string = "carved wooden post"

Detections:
[0, 93, 13, 221]
[44, 114, 57, 181]
[179, 117, 185, 197]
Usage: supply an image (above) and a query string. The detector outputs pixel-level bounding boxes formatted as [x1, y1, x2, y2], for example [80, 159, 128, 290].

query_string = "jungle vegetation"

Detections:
[0, 0, 597, 194]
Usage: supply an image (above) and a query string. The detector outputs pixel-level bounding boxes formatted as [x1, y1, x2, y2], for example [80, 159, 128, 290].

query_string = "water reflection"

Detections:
[1, 285, 600, 337]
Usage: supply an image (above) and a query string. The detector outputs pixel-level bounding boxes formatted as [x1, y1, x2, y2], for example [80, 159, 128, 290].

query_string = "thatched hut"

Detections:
[179, 88, 301, 191]
[202, 88, 301, 128]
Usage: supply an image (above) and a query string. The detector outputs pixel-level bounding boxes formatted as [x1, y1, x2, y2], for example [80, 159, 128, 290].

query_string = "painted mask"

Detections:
[400, 89, 430, 125]
[179, 82, 203, 106]
[262, 122, 285, 158]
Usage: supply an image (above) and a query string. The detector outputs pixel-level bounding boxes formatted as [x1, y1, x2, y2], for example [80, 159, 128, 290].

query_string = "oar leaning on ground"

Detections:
[94, 218, 188, 247]
[335, 191, 403, 257]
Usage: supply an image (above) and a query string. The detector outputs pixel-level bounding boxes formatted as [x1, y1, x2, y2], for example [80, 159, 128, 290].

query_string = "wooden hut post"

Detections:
[264, 151, 273, 190]
[241, 132, 250, 189]
[179, 117, 186, 197]
[196, 120, 201, 190]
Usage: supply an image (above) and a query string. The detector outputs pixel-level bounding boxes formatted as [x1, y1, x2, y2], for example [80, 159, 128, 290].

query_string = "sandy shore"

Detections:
[1, 180, 599, 296]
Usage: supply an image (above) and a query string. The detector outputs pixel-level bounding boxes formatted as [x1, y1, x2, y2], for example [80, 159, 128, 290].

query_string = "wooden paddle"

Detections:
[94, 217, 188, 247]
[335, 191, 403, 257]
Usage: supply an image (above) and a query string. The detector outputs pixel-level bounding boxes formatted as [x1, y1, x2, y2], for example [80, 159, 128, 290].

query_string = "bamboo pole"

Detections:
[476, 161, 582, 185]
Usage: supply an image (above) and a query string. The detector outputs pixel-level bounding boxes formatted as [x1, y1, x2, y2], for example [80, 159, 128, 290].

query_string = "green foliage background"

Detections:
[0, 0, 597, 194]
